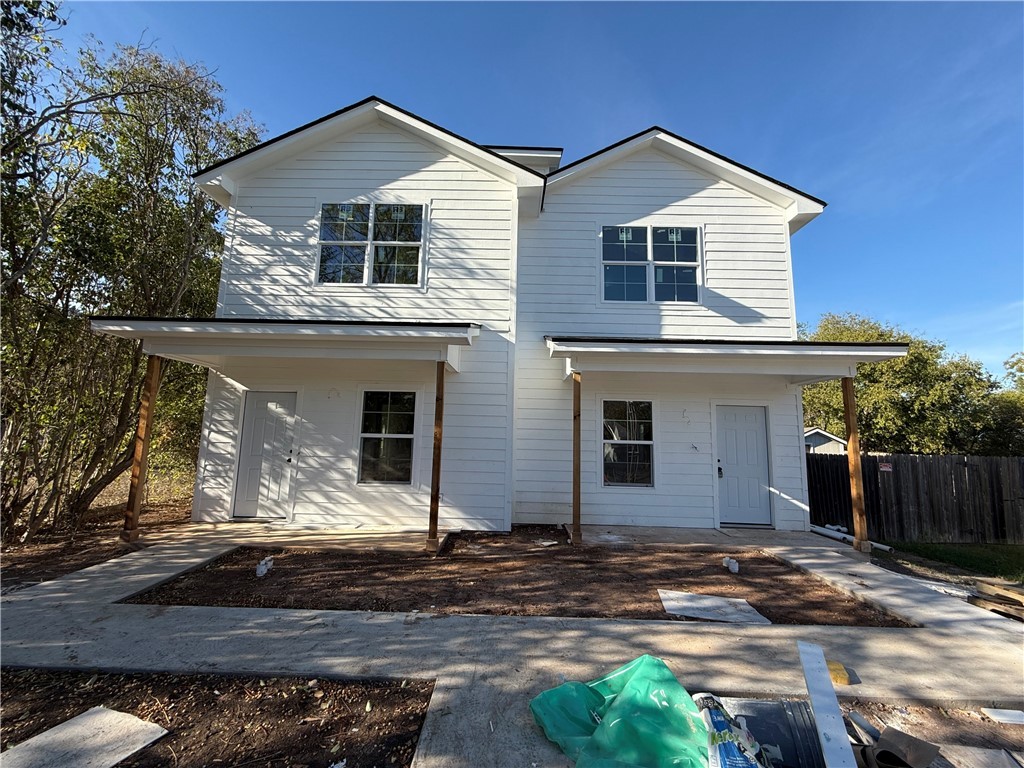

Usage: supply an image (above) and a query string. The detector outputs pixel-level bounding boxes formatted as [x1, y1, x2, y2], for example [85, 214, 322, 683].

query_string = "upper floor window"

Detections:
[601, 225, 700, 303]
[318, 203, 424, 286]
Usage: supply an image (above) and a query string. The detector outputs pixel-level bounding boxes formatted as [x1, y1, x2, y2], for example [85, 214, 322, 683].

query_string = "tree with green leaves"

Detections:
[801, 313, 1017, 455]
[1, 2, 259, 541]
[973, 355, 1024, 457]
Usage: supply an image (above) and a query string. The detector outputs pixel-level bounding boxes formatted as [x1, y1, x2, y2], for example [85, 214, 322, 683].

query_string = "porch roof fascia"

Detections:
[545, 336, 908, 384]
[91, 317, 480, 372]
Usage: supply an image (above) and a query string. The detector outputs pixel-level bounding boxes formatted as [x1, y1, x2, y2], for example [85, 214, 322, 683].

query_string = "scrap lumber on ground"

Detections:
[970, 581, 1024, 622]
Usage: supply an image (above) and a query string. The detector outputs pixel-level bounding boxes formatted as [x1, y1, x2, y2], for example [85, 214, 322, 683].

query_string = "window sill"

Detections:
[314, 282, 427, 292]
[600, 484, 657, 492]
[598, 300, 709, 311]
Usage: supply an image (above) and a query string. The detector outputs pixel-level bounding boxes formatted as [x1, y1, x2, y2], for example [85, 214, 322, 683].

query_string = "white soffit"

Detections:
[193, 99, 545, 215]
[545, 338, 907, 384]
[547, 130, 825, 234]
[91, 319, 479, 371]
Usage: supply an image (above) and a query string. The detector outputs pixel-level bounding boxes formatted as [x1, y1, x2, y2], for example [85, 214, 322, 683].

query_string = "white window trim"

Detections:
[356, 388, 418, 486]
[313, 201, 430, 290]
[598, 224, 704, 306]
[599, 397, 656, 489]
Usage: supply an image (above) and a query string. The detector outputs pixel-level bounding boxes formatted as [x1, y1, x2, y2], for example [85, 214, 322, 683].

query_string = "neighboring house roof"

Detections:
[192, 96, 825, 232]
[804, 428, 848, 445]
[546, 127, 826, 234]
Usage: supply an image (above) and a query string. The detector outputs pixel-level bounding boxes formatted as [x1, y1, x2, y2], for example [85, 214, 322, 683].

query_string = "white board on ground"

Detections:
[797, 641, 858, 768]
[935, 744, 1024, 768]
[980, 708, 1024, 725]
[1, 706, 167, 768]
[658, 589, 771, 624]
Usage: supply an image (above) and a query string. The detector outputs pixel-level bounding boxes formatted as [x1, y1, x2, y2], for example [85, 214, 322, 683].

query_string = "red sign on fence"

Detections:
[879, 462, 893, 472]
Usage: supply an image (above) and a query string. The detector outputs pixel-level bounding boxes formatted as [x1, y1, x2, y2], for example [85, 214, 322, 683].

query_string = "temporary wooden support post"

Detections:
[842, 376, 870, 552]
[426, 360, 445, 553]
[571, 371, 582, 545]
[121, 354, 162, 543]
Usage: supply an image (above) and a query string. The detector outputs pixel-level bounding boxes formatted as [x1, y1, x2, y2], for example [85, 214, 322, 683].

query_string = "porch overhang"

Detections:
[91, 318, 480, 373]
[545, 336, 908, 385]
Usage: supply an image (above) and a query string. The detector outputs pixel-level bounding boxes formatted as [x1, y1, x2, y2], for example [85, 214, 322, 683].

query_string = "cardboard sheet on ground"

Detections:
[934, 744, 1024, 768]
[658, 589, 772, 624]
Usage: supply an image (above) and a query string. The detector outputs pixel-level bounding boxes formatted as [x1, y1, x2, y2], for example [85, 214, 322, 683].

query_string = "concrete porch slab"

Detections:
[141, 520, 456, 553]
[578, 524, 846, 549]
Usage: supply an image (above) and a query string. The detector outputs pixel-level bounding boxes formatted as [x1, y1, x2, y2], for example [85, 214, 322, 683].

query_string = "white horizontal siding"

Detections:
[218, 124, 514, 327]
[202, 122, 814, 532]
[191, 332, 512, 530]
[512, 355, 809, 530]
[193, 371, 244, 521]
[517, 147, 796, 341]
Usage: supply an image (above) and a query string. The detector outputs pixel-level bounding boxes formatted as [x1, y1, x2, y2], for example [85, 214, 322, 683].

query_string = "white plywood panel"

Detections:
[0, 707, 167, 768]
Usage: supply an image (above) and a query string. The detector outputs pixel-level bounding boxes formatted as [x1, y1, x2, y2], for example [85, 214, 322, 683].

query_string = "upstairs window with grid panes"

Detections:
[601, 225, 701, 303]
[318, 203, 424, 285]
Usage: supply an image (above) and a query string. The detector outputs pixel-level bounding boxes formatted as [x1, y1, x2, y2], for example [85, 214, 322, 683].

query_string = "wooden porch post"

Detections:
[571, 371, 582, 545]
[121, 354, 163, 543]
[426, 360, 445, 553]
[842, 376, 870, 552]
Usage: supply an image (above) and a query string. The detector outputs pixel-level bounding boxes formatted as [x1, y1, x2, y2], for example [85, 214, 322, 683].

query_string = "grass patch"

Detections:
[889, 542, 1024, 582]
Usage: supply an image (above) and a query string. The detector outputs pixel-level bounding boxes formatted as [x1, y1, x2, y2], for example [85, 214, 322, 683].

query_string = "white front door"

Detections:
[716, 405, 771, 526]
[234, 391, 297, 519]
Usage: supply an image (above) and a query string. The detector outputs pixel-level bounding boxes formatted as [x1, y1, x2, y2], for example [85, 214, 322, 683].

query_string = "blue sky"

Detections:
[64, 1, 1023, 378]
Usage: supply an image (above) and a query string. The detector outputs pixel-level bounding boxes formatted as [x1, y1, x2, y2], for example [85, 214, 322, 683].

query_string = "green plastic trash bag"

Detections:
[530, 654, 709, 768]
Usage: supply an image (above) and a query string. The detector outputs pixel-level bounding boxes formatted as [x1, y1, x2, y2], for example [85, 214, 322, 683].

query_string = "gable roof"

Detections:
[804, 427, 848, 445]
[193, 96, 826, 232]
[193, 96, 546, 214]
[547, 127, 826, 234]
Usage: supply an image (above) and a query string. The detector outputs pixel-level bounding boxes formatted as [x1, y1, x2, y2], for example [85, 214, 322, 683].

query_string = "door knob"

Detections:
[717, 467, 723, 478]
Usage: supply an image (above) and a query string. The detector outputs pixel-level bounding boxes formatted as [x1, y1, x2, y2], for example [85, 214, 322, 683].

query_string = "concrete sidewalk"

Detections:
[2, 528, 1021, 768]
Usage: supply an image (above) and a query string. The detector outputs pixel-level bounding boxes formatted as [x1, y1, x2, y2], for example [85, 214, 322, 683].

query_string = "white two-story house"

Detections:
[93, 96, 905, 547]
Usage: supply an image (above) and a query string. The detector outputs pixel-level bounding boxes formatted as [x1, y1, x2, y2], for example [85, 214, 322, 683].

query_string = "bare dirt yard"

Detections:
[0, 668, 433, 768]
[126, 526, 910, 627]
[0, 499, 191, 593]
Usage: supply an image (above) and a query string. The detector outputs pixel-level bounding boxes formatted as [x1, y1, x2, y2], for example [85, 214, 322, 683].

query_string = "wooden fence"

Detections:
[806, 454, 1024, 544]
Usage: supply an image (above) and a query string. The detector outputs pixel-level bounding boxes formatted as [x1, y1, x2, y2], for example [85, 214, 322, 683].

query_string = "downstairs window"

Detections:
[602, 400, 654, 487]
[359, 391, 415, 484]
